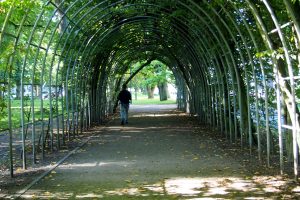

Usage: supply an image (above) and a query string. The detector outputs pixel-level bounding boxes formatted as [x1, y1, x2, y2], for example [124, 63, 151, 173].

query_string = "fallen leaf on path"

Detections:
[138, 187, 146, 192]
[16, 168, 23, 173]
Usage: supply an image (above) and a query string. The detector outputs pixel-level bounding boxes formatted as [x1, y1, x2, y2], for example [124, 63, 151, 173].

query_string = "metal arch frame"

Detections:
[0, 0, 299, 179]
[5, 4, 30, 177]
[45, 0, 122, 141]
[19, 1, 54, 168]
[263, 0, 298, 179]
[0, 0, 246, 175]
[0, 0, 204, 170]
[182, 1, 274, 167]
[229, 1, 270, 164]
[8, 0, 209, 140]
[248, 0, 299, 179]
[186, 0, 237, 140]
[231, 0, 299, 177]
[179, 2, 237, 142]
[15, 0, 98, 167]
[218, 3, 256, 151]
[27, 0, 124, 147]
[185, 1, 272, 158]
[2, 0, 106, 171]
[79, 10, 213, 125]
[150, 2, 237, 134]
[187, 1, 246, 145]
[84, 14, 209, 85]
[90, 17, 209, 108]
[245, 0, 298, 179]
[75, 1, 227, 134]
[188, 1, 292, 174]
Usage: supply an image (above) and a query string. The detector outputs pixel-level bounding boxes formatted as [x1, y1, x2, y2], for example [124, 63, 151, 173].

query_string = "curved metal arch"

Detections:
[77, 14, 211, 120]
[18, 1, 55, 167]
[82, 16, 208, 86]
[13, 0, 97, 165]
[178, 1, 238, 141]
[183, 1, 262, 146]
[246, 0, 294, 176]
[228, 1, 268, 162]
[191, 1, 246, 144]
[218, 3, 255, 150]
[263, 0, 298, 177]
[42, 1, 211, 104]
[88, 23, 206, 104]
[49, 0, 237, 146]
[5, 4, 30, 177]
[1, 0, 299, 179]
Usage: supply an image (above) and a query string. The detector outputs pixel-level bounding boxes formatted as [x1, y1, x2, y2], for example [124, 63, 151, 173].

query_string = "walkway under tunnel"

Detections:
[0, 0, 300, 196]
[12, 105, 300, 199]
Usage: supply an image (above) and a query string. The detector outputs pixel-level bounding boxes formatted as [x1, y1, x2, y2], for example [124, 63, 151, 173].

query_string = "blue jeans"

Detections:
[120, 103, 129, 123]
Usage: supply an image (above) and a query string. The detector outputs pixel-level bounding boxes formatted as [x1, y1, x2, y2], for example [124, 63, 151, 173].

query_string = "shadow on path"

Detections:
[15, 105, 300, 199]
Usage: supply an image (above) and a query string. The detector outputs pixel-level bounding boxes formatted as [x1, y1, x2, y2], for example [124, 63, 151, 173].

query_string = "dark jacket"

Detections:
[117, 90, 132, 104]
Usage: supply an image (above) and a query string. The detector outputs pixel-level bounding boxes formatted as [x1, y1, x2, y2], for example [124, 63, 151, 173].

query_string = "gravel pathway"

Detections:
[11, 105, 300, 199]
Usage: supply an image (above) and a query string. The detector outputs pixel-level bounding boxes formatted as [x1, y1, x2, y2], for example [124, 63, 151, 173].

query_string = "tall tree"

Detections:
[129, 60, 174, 100]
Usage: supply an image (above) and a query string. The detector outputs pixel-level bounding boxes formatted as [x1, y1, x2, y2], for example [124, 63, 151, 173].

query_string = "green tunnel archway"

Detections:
[0, 0, 300, 179]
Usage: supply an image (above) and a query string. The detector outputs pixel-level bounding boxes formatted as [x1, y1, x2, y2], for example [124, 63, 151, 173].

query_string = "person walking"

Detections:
[117, 84, 132, 125]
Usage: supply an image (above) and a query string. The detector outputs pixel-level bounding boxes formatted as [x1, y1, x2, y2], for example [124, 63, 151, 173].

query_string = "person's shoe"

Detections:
[121, 121, 124, 125]
[125, 121, 128, 124]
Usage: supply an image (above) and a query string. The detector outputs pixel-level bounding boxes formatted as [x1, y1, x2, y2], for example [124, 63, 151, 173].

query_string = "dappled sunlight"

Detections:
[19, 175, 300, 199]
[120, 135, 133, 138]
[105, 188, 146, 196]
[143, 183, 164, 193]
[130, 104, 177, 112]
[75, 193, 104, 198]
[10, 103, 299, 200]
[97, 161, 134, 167]
[21, 191, 74, 199]
[292, 186, 300, 193]
[102, 176, 299, 198]
[164, 178, 205, 196]
[59, 162, 98, 168]
[59, 161, 135, 169]
[112, 126, 192, 131]
[105, 127, 123, 131]
[131, 113, 183, 117]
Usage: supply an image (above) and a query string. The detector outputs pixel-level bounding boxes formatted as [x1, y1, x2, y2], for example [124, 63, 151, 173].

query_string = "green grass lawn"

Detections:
[0, 98, 63, 131]
[132, 94, 176, 105]
[0, 95, 176, 131]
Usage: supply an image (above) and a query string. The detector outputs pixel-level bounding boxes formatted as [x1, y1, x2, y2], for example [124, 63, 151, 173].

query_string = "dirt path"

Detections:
[13, 105, 300, 199]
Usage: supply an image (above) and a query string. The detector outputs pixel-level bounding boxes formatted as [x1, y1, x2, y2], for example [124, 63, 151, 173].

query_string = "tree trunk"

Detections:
[247, 0, 300, 153]
[14, 59, 21, 99]
[16, 82, 21, 99]
[141, 87, 147, 95]
[55, 0, 68, 35]
[277, 57, 300, 151]
[134, 87, 138, 100]
[158, 82, 168, 101]
[282, 99, 293, 162]
[147, 85, 155, 99]
[36, 85, 41, 97]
